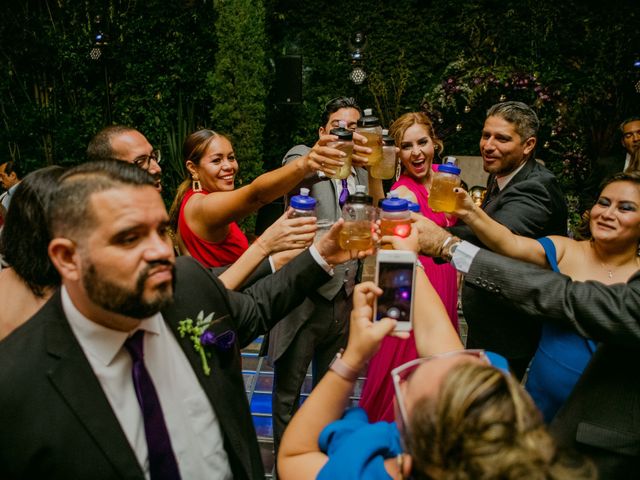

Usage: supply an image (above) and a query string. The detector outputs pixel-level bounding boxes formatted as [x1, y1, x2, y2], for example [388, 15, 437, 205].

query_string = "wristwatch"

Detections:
[329, 350, 360, 382]
[441, 236, 462, 262]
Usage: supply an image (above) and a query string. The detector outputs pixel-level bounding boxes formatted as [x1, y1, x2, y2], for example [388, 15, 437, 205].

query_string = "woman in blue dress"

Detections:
[450, 172, 640, 422]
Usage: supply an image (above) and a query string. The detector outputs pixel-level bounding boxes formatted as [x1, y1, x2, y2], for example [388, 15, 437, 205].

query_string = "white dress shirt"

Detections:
[495, 160, 527, 191]
[63, 287, 232, 480]
[451, 240, 481, 273]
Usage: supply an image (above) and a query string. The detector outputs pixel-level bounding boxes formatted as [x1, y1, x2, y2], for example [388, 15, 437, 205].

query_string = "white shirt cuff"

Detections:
[309, 244, 335, 275]
[451, 240, 480, 273]
[267, 255, 276, 273]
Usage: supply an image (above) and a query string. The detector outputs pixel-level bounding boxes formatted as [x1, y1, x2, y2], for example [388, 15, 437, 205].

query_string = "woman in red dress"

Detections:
[169, 129, 322, 286]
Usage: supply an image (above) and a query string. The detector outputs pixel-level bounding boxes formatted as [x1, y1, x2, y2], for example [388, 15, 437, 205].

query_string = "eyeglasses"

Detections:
[133, 149, 162, 170]
[391, 349, 489, 431]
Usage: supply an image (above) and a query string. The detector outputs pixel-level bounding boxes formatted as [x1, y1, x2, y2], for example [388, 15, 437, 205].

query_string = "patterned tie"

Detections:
[124, 330, 181, 480]
[338, 179, 349, 207]
[481, 176, 499, 209]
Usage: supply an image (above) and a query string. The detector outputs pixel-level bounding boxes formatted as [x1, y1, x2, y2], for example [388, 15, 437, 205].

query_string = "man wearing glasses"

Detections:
[87, 125, 163, 191]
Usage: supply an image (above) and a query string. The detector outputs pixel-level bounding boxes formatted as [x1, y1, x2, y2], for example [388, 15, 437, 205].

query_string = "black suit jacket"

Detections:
[449, 157, 568, 360]
[0, 251, 330, 480]
[466, 249, 640, 478]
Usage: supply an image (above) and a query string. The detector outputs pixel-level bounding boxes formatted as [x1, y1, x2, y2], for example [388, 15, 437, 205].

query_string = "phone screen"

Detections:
[376, 261, 414, 323]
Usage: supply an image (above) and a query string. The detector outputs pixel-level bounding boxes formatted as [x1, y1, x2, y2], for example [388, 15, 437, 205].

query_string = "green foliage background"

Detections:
[1, 0, 639, 229]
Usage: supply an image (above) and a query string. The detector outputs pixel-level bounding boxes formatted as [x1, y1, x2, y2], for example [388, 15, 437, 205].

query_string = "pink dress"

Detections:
[359, 171, 459, 422]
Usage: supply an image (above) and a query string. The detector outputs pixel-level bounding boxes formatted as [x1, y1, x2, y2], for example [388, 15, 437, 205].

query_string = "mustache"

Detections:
[140, 259, 175, 280]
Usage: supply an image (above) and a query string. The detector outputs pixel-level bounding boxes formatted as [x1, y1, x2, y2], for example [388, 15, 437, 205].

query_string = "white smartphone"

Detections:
[374, 250, 417, 331]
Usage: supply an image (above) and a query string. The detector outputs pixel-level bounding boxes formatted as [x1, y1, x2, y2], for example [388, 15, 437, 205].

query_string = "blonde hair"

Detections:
[389, 112, 444, 155]
[407, 362, 595, 479]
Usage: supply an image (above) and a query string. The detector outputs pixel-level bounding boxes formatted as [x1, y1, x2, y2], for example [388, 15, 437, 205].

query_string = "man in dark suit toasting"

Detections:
[412, 215, 640, 480]
[0, 160, 358, 480]
[448, 101, 567, 377]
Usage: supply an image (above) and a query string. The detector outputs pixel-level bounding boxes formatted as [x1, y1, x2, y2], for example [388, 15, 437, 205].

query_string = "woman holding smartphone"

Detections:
[278, 271, 593, 479]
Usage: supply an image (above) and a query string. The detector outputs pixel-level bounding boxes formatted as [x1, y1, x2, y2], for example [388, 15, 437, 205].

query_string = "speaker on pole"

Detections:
[275, 55, 302, 104]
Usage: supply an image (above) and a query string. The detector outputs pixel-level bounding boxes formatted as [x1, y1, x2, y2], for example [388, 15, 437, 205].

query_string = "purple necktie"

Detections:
[125, 330, 181, 480]
[338, 179, 349, 207]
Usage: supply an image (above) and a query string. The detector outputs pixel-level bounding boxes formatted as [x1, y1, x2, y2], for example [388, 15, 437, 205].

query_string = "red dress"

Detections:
[178, 188, 249, 268]
[359, 171, 459, 422]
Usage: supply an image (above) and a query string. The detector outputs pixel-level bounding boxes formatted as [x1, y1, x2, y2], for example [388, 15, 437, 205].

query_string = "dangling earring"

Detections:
[192, 174, 202, 193]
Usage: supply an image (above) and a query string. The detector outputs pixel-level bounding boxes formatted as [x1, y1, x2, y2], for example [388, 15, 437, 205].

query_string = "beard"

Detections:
[82, 260, 176, 319]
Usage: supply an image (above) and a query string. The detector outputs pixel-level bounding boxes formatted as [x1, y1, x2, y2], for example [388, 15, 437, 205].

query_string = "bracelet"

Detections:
[329, 351, 360, 382]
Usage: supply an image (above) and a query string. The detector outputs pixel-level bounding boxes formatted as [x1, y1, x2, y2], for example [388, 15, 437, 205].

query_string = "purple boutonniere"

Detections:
[178, 311, 236, 376]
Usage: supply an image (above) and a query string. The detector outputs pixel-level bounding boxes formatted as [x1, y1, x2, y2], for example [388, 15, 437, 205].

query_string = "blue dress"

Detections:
[317, 407, 402, 480]
[525, 237, 597, 423]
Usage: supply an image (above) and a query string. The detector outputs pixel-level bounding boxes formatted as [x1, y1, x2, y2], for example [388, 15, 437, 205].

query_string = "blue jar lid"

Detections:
[290, 188, 317, 210]
[407, 201, 420, 212]
[380, 197, 409, 212]
[437, 162, 461, 175]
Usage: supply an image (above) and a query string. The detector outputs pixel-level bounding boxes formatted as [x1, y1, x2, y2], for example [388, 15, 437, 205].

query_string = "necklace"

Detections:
[597, 251, 640, 280]
[599, 261, 614, 280]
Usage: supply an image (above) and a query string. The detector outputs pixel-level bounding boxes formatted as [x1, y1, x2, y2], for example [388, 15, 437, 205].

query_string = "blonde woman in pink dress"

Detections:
[359, 112, 459, 422]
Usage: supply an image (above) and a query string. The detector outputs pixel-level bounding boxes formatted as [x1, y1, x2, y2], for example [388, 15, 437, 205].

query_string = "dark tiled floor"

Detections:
[241, 336, 366, 479]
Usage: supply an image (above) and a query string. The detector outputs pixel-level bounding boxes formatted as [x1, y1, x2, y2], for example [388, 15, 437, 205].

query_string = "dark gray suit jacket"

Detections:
[0, 251, 330, 480]
[268, 144, 369, 362]
[466, 249, 640, 478]
[449, 157, 568, 360]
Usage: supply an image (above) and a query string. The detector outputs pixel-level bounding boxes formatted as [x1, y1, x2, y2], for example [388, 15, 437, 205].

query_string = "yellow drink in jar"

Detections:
[360, 131, 383, 167]
[428, 176, 460, 212]
[327, 142, 353, 180]
[339, 221, 373, 250]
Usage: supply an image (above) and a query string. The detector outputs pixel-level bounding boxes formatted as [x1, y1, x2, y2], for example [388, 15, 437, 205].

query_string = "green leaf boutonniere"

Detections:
[177, 311, 236, 376]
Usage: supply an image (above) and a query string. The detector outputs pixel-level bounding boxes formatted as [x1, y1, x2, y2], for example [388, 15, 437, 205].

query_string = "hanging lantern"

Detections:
[349, 67, 367, 85]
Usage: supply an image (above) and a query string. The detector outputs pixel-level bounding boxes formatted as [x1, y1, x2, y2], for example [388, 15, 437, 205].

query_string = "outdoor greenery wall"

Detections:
[265, 0, 639, 212]
[1, 0, 639, 229]
[0, 0, 266, 199]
